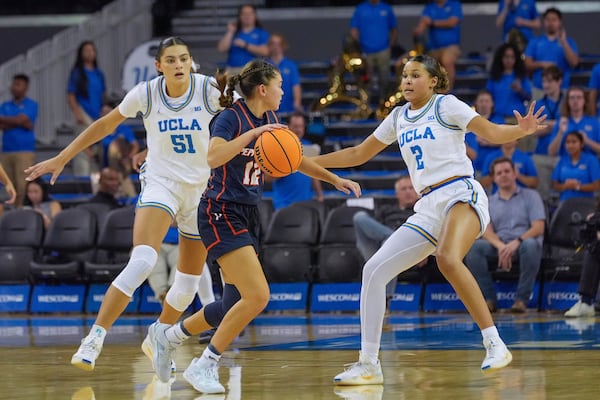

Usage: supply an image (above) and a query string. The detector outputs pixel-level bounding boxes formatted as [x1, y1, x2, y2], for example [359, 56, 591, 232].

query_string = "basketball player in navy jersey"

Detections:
[147, 59, 361, 393]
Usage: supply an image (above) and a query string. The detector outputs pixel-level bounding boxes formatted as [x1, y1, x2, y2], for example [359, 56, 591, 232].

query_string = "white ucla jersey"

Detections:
[374, 94, 479, 193]
[119, 73, 223, 186]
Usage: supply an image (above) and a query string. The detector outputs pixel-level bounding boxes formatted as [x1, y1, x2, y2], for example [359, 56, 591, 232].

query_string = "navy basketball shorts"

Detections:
[197, 197, 260, 265]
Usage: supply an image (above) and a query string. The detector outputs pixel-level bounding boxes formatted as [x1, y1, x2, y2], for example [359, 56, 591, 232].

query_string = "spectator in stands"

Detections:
[0, 73, 38, 207]
[464, 90, 504, 176]
[267, 33, 302, 114]
[479, 140, 539, 191]
[22, 178, 62, 228]
[524, 7, 579, 94]
[99, 102, 139, 198]
[486, 43, 532, 119]
[0, 162, 17, 214]
[531, 65, 564, 202]
[88, 167, 122, 209]
[587, 62, 600, 116]
[564, 210, 600, 318]
[412, 0, 462, 89]
[217, 4, 269, 75]
[350, 0, 398, 102]
[67, 40, 106, 176]
[496, 0, 540, 51]
[466, 157, 545, 313]
[547, 87, 600, 157]
[353, 176, 424, 300]
[271, 112, 323, 210]
[551, 131, 600, 203]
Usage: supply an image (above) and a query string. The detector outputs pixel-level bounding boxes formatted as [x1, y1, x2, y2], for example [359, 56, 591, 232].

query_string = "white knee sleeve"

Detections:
[112, 245, 158, 297]
[197, 263, 215, 305]
[165, 270, 201, 312]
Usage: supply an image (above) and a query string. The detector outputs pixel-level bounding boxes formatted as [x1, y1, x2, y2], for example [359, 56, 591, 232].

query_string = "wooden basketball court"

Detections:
[1, 312, 598, 399]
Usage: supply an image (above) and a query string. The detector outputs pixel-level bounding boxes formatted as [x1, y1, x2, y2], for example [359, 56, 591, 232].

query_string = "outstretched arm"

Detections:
[312, 134, 388, 169]
[298, 157, 361, 198]
[0, 164, 16, 204]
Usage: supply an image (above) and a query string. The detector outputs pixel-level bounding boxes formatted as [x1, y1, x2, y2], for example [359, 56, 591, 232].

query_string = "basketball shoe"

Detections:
[564, 300, 595, 318]
[71, 329, 104, 371]
[141, 323, 176, 377]
[481, 336, 512, 371]
[183, 357, 226, 394]
[333, 353, 383, 385]
[143, 322, 180, 382]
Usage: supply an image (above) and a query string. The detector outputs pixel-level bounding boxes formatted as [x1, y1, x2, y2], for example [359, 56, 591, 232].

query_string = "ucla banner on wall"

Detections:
[310, 283, 361, 312]
[265, 283, 309, 311]
[30, 284, 86, 313]
[0, 285, 31, 312]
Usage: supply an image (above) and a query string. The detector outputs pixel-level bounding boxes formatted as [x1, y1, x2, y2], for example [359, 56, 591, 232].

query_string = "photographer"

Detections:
[564, 211, 600, 317]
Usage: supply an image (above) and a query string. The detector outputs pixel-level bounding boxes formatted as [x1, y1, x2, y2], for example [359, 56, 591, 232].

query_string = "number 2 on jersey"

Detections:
[171, 134, 196, 154]
[410, 145, 425, 170]
[243, 160, 261, 186]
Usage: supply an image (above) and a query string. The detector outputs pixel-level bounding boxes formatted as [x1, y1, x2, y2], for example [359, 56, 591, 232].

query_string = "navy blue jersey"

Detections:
[203, 100, 279, 206]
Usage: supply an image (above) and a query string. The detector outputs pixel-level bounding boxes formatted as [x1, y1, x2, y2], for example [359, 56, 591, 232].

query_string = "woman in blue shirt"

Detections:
[67, 40, 106, 176]
[217, 4, 270, 74]
[486, 43, 532, 119]
[551, 131, 600, 202]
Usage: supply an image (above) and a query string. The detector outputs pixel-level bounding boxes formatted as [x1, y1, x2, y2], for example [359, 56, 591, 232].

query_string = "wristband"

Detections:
[517, 237, 524, 243]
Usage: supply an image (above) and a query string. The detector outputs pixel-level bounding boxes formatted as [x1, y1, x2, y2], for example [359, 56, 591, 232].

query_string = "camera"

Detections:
[578, 212, 600, 253]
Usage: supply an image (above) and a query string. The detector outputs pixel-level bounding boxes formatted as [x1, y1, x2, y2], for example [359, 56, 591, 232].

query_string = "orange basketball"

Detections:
[254, 127, 303, 177]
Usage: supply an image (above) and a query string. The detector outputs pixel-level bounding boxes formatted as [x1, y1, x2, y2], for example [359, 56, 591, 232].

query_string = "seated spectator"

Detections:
[551, 131, 600, 203]
[465, 157, 545, 313]
[22, 177, 62, 228]
[89, 167, 123, 209]
[353, 176, 427, 300]
[464, 90, 504, 176]
[486, 43, 532, 119]
[267, 33, 302, 114]
[532, 65, 564, 202]
[547, 87, 600, 157]
[270, 112, 323, 210]
[587, 61, 600, 116]
[0, 73, 38, 207]
[479, 140, 539, 191]
[496, 0, 540, 52]
[412, 0, 462, 89]
[564, 210, 600, 318]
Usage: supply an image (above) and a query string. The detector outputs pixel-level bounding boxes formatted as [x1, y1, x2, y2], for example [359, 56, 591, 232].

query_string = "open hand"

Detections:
[24, 156, 66, 185]
[513, 101, 547, 136]
[334, 178, 361, 198]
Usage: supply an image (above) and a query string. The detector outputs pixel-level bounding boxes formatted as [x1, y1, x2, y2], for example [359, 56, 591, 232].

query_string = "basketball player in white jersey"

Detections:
[25, 37, 221, 372]
[313, 54, 546, 385]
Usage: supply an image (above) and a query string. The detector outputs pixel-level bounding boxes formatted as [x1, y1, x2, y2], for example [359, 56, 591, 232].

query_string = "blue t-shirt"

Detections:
[422, 0, 462, 50]
[549, 116, 600, 157]
[204, 100, 279, 206]
[350, 1, 397, 54]
[485, 72, 532, 118]
[551, 152, 600, 201]
[270, 57, 300, 114]
[100, 124, 138, 167]
[272, 138, 314, 210]
[67, 67, 106, 120]
[588, 63, 600, 116]
[497, 0, 539, 42]
[0, 97, 38, 152]
[533, 92, 564, 155]
[525, 34, 578, 89]
[227, 28, 270, 68]
[481, 148, 538, 191]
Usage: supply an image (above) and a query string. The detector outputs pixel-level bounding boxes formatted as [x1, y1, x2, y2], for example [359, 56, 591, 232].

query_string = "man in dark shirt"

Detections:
[353, 175, 422, 298]
[89, 167, 122, 209]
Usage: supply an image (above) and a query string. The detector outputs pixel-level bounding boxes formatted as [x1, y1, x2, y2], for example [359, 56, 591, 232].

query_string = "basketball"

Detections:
[254, 128, 303, 177]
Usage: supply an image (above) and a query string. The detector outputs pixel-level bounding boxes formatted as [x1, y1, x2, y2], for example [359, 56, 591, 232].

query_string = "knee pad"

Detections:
[113, 245, 158, 297]
[204, 284, 241, 327]
[165, 270, 201, 312]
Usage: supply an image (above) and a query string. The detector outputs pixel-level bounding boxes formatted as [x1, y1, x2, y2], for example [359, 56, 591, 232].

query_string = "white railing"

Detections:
[0, 0, 153, 145]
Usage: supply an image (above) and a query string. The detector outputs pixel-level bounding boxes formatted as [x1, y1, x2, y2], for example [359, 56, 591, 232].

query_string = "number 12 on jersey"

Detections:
[410, 145, 425, 170]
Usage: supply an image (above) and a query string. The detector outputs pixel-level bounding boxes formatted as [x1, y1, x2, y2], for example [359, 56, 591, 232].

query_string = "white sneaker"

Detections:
[141, 324, 176, 376]
[147, 322, 179, 383]
[333, 354, 383, 385]
[564, 300, 595, 318]
[71, 334, 103, 371]
[481, 336, 512, 371]
[334, 385, 383, 400]
[183, 357, 226, 394]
